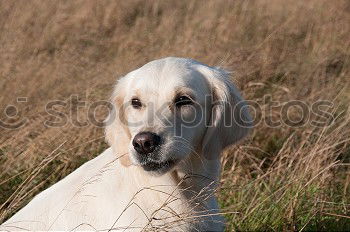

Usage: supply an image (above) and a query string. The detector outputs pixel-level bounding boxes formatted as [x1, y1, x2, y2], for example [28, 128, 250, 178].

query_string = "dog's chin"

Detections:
[139, 159, 179, 175]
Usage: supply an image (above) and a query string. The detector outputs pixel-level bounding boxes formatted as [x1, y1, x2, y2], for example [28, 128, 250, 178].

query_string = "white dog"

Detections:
[1, 57, 251, 231]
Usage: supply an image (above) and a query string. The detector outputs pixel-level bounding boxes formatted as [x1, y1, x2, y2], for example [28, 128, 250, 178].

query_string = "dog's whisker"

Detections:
[172, 137, 206, 166]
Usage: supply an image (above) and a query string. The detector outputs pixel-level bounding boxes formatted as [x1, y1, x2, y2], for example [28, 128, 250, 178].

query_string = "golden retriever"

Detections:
[1, 57, 251, 231]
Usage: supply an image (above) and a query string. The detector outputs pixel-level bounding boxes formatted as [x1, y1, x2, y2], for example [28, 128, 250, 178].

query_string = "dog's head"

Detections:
[105, 57, 251, 175]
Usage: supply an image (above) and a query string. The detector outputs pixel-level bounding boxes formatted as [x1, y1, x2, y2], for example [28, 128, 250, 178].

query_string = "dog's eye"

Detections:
[174, 96, 193, 107]
[131, 98, 142, 109]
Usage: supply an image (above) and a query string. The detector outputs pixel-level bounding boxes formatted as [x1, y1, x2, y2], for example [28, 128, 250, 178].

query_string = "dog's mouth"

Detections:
[141, 159, 178, 172]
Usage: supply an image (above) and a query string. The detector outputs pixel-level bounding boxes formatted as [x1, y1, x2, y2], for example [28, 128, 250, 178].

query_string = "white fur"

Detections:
[1, 57, 251, 231]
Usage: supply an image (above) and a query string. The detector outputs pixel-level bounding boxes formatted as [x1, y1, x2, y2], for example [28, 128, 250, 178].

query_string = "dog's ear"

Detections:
[197, 66, 252, 160]
[105, 76, 132, 166]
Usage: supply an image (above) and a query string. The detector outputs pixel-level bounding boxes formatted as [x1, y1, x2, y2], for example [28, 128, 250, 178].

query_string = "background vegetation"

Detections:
[0, 0, 349, 231]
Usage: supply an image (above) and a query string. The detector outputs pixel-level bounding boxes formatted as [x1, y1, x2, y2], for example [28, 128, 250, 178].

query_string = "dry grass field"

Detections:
[0, 0, 350, 231]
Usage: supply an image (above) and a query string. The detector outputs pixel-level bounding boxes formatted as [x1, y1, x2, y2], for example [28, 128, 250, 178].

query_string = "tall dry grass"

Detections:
[0, 0, 349, 230]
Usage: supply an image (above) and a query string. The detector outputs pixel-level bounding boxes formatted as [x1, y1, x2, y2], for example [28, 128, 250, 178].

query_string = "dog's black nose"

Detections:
[132, 132, 161, 154]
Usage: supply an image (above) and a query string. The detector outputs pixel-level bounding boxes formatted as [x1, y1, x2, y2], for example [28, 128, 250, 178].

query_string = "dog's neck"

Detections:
[114, 147, 221, 206]
[172, 152, 221, 202]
